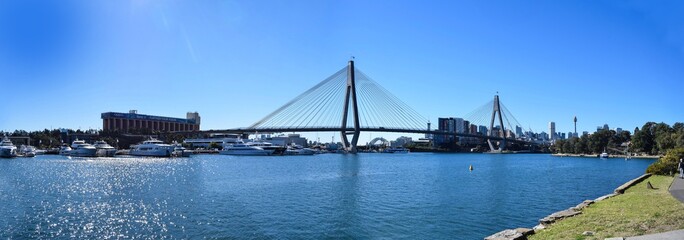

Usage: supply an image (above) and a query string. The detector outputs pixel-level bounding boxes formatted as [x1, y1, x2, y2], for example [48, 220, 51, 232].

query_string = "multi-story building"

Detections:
[435, 117, 457, 145]
[515, 126, 523, 139]
[539, 132, 549, 141]
[454, 118, 465, 133]
[549, 122, 556, 141]
[479, 125, 488, 136]
[102, 110, 200, 133]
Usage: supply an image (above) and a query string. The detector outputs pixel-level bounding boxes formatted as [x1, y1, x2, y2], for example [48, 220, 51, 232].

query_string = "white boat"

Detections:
[59, 144, 72, 156]
[246, 140, 286, 155]
[171, 142, 192, 157]
[19, 145, 37, 157]
[129, 138, 173, 157]
[0, 136, 18, 158]
[219, 139, 274, 156]
[284, 145, 316, 155]
[93, 140, 117, 157]
[383, 147, 410, 153]
[600, 152, 609, 159]
[70, 139, 98, 157]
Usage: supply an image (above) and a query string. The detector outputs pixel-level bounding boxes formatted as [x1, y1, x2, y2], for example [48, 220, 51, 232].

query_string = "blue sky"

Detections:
[1, 0, 682, 140]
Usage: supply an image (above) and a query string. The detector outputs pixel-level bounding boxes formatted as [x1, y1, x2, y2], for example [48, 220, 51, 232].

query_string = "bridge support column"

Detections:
[488, 94, 506, 152]
[340, 60, 361, 153]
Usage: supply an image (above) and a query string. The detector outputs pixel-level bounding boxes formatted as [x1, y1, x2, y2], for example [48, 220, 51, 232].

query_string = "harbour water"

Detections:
[0, 153, 653, 239]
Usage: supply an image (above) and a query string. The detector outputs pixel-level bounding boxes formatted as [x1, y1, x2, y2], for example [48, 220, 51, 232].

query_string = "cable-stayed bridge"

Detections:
[216, 60, 535, 153]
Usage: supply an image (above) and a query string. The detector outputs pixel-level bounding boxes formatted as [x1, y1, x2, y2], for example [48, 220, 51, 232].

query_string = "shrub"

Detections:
[646, 147, 684, 175]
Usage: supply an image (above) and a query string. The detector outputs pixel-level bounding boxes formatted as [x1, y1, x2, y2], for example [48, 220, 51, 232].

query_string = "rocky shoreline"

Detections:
[484, 173, 653, 240]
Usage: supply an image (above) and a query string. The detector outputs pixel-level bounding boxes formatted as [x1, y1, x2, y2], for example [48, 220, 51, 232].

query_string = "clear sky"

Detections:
[1, 0, 682, 140]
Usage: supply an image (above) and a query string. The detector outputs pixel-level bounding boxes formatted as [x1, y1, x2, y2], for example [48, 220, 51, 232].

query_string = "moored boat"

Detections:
[284, 145, 316, 155]
[171, 142, 192, 157]
[70, 139, 98, 157]
[219, 140, 274, 156]
[0, 136, 18, 158]
[19, 145, 37, 157]
[59, 144, 72, 156]
[129, 138, 173, 157]
[383, 147, 409, 153]
[93, 140, 117, 157]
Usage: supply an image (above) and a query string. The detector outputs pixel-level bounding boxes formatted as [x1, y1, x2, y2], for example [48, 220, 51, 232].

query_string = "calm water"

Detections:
[0, 153, 653, 239]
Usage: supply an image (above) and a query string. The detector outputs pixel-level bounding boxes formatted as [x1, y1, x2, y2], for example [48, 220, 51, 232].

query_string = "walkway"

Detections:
[669, 174, 684, 203]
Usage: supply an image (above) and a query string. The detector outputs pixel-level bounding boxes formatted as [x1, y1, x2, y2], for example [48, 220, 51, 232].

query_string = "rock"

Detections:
[595, 193, 617, 202]
[582, 231, 594, 236]
[540, 209, 581, 225]
[514, 228, 534, 237]
[572, 200, 594, 211]
[484, 229, 526, 240]
[533, 224, 546, 232]
[614, 173, 651, 194]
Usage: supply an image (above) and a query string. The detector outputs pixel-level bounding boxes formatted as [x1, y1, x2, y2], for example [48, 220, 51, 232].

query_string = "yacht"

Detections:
[219, 140, 274, 156]
[19, 145, 37, 157]
[59, 144, 72, 156]
[383, 147, 410, 153]
[129, 138, 173, 157]
[600, 152, 609, 159]
[284, 145, 316, 155]
[246, 140, 286, 155]
[70, 139, 98, 157]
[171, 142, 192, 157]
[93, 140, 117, 157]
[0, 136, 18, 158]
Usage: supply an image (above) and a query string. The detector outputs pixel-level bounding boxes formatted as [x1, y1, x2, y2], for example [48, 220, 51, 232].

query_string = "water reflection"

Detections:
[333, 154, 361, 237]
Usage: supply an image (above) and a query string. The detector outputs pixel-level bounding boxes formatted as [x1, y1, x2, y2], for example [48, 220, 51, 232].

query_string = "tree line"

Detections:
[552, 122, 684, 156]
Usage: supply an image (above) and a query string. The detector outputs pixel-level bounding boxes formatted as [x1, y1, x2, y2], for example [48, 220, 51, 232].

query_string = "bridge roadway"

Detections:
[190, 127, 534, 145]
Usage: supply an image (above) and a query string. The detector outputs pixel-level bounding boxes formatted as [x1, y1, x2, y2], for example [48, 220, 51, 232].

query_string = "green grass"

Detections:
[530, 175, 684, 240]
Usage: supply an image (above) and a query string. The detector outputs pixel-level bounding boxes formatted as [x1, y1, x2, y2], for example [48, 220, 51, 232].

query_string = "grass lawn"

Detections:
[530, 175, 684, 240]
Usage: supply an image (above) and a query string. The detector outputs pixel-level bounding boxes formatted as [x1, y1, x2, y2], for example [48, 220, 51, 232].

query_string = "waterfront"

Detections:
[0, 153, 653, 239]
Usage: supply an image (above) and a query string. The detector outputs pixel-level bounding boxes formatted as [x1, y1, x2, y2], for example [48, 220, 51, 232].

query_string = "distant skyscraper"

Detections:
[549, 122, 556, 141]
[573, 116, 577, 136]
[454, 118, 465, 133]
[479, 125, 488, 136]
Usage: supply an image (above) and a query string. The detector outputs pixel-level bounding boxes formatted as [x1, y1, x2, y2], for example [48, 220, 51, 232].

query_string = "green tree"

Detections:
[646, 147, 684, 175]
[632, 122, 656, 153]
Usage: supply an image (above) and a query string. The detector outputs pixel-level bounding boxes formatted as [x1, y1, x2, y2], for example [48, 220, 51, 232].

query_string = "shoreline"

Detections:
[485, 173, 654, 240]
[551, 153, 660, 159]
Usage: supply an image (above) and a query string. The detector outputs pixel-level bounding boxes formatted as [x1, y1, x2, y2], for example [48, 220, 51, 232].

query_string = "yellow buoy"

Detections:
[469, 165, 473, 171]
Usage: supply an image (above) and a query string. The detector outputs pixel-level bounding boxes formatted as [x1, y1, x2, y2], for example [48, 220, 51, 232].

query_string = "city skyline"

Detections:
[1, 1, 682, 137]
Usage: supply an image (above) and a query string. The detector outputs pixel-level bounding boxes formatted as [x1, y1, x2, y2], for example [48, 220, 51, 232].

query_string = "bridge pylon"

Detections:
[487, 94, 506, 152]
[340, 60, 361, 153]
